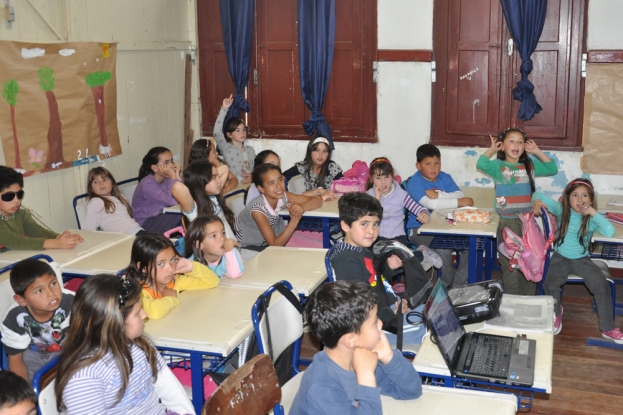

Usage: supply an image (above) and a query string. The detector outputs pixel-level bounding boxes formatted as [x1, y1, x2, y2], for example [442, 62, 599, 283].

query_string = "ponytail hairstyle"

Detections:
[55, 274, 159, 410]
[138, 146, 170, 181]
[555, 178, 597, 251]
[188, 139, 209, 165]
[183, 160, 235, 230]
[301, 136, 333, 188]
[184, 214, 224, 263]
[496, 128, 535, 193]
[366, 157, 395, 190]
[126, 232, 179, 288]
[87, 167, 133, 217]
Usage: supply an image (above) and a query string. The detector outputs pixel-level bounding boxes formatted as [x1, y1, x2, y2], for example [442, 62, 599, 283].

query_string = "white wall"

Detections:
[0, 0, 200, 230]
[241, 0, 623, 200]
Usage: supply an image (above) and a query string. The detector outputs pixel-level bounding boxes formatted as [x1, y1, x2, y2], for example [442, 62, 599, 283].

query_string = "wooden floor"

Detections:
[300, 271, 623, 414]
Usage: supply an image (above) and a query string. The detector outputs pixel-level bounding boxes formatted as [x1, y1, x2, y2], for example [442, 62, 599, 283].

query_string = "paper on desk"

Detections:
[484, 294, 554, 333]
[607, 198, 623, 207]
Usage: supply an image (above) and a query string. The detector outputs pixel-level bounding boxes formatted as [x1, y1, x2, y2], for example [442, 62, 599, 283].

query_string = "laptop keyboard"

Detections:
[464, 334, 512, 378]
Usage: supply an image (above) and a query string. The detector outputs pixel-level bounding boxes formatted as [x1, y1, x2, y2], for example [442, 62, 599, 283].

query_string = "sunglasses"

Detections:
[1, 190, 24, 202]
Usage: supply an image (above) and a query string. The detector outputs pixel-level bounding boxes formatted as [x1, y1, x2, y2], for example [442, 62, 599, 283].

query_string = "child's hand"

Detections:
[287, 203, 305, 218]
[387, 254, 403, 270]
[56, 231, 81, 249]
[320, 190, 337, 201]
[222, 94, 233, 109]
[425, 189, 439, 199]
[417, 212, 430, 224]
[524, 139, 540, 155]
[532, 199, 547, 215]
[580, 203, 596, 217]
[374, 186, 383, 200]
[174, 257, 194, 274]
[352, 347, 378, 388]
[224, 238, 240, 252]
[161, 286, 178, 298]
[489, 135, 503, 152]
[242, 174, 252, 184]
[373, 331, 394, 365]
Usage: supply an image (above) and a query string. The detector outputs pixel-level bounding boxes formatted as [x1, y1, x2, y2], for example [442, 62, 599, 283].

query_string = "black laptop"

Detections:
[423, 280, 536, 386]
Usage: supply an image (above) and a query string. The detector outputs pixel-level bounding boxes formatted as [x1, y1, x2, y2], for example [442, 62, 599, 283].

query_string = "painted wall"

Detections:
[238, 0, 623, 200]
[0, 0, 200, 230]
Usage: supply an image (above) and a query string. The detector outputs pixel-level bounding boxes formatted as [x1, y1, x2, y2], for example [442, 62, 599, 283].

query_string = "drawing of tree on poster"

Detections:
[0, 41, 121, 174]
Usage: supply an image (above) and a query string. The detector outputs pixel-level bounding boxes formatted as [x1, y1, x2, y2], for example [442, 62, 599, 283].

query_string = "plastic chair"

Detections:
[72, 193, 89, 229]
[539, 207, 616, 320]
[202, 354, 284, 415]
[324, 245, 337, 282]
[287, 174, 306, 194]
[251, 281, 303, 381]
[117, 177, 139, 205]
[225, 189, 247, 219]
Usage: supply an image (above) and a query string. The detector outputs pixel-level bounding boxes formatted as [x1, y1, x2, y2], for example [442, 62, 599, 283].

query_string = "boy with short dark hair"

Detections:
[329, 192, 426, 345]
[406, 144, 474, 286]
[290, 281, 422, 414]
[1, 259, 74, 381]
[0, 165, 83, 251]
[0, 371, 37, 415]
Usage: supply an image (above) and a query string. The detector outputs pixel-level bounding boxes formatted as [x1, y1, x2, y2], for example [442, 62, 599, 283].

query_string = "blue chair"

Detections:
[73, 177, 138, 229]
[251, 280, 303, 382]
[324, 245, 336, 282]
[31, 355, 61, 415]
[539, 207, 616, 320]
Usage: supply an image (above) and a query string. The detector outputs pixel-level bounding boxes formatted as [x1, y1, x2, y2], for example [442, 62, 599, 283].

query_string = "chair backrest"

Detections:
[202, 354, 283, 415]
[72, 193, 89, 229]
[38, 379, 64, 415]
[287, 175, 306, 194]
[251, 281, 303, 370]
[118, 177, 139, 205]
[324, 246, 336, 282]
[226, 191, 246, 219]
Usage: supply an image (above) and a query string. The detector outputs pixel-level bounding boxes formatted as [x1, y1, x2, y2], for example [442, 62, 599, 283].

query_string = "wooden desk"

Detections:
[143, 286, 277, 413]
[0, 230, 133, 269]
[61, 237, 134, 276]
[278, 378, 517, 414]
[279, 199, 340, 248]
[418, 210, 499, 283]
[218, 247, 327, 296]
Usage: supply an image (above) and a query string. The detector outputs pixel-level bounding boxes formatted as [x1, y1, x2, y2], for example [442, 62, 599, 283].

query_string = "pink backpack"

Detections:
[498, 211, 558, 282]
[330, 160, 369, 195]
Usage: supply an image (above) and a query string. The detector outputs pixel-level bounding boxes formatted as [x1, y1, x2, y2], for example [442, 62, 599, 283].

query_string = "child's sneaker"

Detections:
[602, 327, 623, 344]
[554, 305, 563, 335]
[417, 245, 443, 269]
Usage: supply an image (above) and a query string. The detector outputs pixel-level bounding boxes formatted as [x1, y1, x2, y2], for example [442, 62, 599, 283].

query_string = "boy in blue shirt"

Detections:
[290, 281, 422, 414]
[407, 144, 474, 286]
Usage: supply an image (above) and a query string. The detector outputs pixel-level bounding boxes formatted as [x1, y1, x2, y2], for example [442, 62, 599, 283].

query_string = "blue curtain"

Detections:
[298, 0, 336, 148]
[500, 0, 548, 121]
[219, 0, 255, 131]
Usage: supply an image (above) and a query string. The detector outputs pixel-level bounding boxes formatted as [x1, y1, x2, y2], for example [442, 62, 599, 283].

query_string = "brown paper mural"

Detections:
[580, 64, 623, 175]
[0, 41, 120, 176]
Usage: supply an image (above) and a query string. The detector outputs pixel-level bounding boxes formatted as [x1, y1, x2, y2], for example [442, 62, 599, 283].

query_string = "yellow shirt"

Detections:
[141, 261, 219, 319]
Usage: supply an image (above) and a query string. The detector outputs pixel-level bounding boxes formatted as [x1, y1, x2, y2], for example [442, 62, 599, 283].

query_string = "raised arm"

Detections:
[286, 191, 323, 211]
[170, 181, 196, 214]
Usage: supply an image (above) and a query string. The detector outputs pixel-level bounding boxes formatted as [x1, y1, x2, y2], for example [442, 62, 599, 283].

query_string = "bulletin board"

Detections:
[580, 64, 623, 175]
[0, 40, 121, 176]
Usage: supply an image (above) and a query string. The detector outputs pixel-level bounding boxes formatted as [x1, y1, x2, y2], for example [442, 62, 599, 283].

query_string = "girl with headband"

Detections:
[532, 178, 622, 343]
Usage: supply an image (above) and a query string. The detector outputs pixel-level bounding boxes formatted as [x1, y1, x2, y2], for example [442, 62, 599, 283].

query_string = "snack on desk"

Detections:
[451, 209, 492, 224]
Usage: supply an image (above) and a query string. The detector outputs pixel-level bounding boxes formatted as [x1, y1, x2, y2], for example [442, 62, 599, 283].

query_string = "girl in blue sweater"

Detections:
[532, 178, 622, 343]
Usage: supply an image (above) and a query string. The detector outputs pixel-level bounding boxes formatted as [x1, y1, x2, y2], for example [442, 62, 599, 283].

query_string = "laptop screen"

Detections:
[424, 280, 465, 368]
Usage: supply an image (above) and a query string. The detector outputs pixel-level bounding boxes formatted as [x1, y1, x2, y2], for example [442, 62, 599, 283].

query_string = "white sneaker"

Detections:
[417, 245, 443, 269]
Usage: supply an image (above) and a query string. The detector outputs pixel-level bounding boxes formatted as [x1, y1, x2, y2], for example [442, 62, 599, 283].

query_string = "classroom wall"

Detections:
[240, 0, 623, 199]
[0, 0, 200, 231]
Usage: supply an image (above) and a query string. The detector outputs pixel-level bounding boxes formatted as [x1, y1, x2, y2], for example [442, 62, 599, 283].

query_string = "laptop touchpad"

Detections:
[511, 354, 532, 369]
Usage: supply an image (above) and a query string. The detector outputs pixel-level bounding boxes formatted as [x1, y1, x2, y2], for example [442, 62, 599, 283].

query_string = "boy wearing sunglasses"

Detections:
[0, 166, 83, 251]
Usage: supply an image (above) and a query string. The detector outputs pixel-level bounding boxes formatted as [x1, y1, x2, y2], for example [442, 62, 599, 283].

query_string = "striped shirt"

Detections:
[62, 344, 166, 415]
[234, 194, 287, 247]
[367, 182, 429, 238]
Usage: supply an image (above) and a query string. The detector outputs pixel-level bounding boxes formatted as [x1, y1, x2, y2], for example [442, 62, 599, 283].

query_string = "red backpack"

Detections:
[498, 210, 557, 282]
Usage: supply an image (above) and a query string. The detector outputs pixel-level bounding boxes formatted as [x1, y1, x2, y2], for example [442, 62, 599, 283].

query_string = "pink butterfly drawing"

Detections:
[29, 148, 44, 168]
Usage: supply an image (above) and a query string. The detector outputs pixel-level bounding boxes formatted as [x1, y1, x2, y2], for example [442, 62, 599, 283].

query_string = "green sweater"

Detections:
[0, 208, 58, 251]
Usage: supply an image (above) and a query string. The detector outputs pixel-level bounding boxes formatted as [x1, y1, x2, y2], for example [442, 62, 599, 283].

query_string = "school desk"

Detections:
[60, 236, 134, 277]
[412, 295, 554, 410]
[277, 379, 517, 415]
[143, 285, 280, 414]
[217, 246, 327, 296]
[0, 230, 133, 271]
[278, 199, 340, 248]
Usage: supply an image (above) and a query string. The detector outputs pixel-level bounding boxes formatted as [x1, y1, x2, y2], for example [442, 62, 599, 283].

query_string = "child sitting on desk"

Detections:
[290, 281, 422, 414]
[0, 166, 83, 251]
[406, 144, 473, 287]
[1, 259, 74, 382]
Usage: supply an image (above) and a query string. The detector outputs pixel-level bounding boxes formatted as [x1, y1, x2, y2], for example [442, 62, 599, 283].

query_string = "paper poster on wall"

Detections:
[0, 41, 120, 176]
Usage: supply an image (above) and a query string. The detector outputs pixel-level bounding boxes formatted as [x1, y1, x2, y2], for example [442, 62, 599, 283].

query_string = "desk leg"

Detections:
[190, 351, 205, 414]
[484, 237, 492, 281]
[322, 218, 330, 248]
[467, 237, 478, 284]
